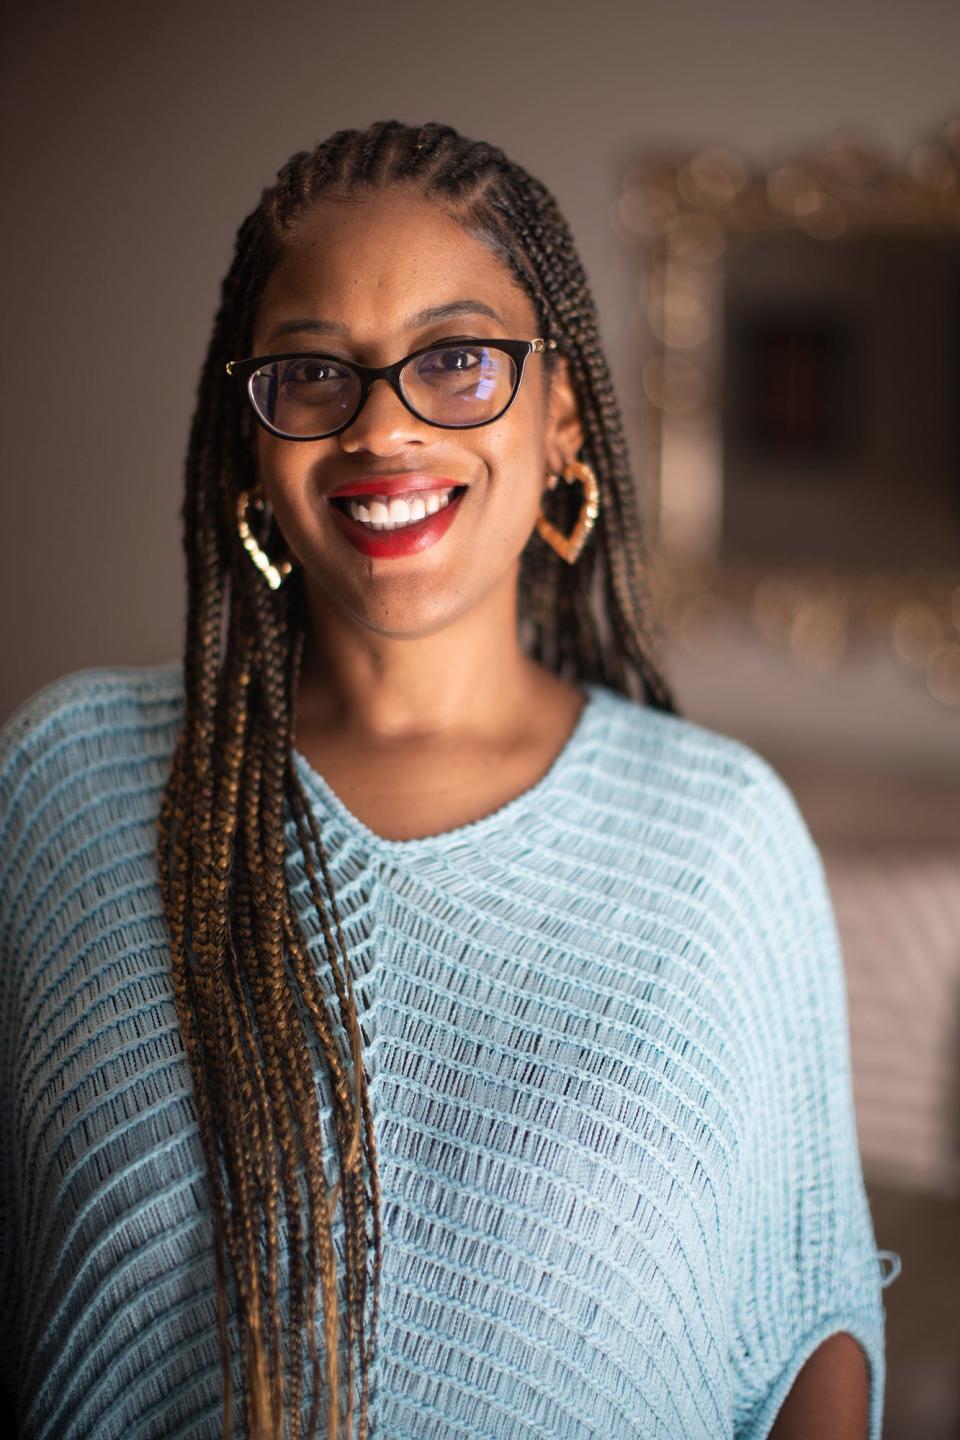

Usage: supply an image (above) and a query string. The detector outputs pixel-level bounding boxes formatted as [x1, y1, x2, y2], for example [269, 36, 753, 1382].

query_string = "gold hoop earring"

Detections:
[236, 488, 294, 591]
[535, 459, 600, 564]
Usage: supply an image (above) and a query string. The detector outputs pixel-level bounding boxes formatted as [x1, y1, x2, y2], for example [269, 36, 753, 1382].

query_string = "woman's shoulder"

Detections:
[0, 663, 185, 883]
[575, 683, 834, 961]
[1, 660, 184, 737]
[583, 680, 811, 857]
[0, 661, 184, 774]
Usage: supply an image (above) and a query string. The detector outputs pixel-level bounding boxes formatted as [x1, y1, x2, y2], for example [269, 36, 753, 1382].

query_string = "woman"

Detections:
[0, 120, 890, 1440]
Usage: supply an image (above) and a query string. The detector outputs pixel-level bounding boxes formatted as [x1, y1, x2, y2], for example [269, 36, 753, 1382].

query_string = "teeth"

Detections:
[343, 488, 456, 529]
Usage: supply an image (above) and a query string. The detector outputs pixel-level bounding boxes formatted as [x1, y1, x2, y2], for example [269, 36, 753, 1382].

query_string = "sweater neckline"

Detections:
[291, 681, 605, 857]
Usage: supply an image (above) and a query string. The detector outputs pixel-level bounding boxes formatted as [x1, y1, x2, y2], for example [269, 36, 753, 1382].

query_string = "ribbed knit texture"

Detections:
[0, 662, 887, 1440]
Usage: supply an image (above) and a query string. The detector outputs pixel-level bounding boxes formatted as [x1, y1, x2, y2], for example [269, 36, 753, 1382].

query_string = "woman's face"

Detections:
[250, 186, 582, 641]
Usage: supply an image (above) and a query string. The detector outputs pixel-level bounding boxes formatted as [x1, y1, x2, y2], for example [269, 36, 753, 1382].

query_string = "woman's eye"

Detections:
[283, 360, 344, 384]
[421, 347, 483, 376]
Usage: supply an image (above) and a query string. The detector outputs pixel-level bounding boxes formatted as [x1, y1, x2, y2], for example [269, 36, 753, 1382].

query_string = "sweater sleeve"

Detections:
[0, 670, 113, 1396]
[0, 677, 63, 1395]
[726, 753, 890, 1440]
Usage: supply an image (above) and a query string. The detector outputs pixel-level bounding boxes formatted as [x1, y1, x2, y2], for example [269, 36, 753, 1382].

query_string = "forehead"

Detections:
[254, 187, 536, 347]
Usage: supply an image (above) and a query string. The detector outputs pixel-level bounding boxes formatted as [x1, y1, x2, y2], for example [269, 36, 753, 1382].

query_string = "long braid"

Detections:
[156, 118, 680, 1440]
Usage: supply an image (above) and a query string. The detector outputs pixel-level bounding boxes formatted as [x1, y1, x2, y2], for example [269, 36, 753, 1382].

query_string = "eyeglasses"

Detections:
[225, 337, 558, 441]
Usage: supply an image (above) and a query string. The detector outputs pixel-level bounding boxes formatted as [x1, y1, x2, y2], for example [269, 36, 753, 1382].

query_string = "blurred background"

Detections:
[1, 2, 958, 1433]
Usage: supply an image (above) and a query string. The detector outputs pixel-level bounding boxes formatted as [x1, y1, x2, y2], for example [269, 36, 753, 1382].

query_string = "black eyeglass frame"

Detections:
[225, 336, 559, 440]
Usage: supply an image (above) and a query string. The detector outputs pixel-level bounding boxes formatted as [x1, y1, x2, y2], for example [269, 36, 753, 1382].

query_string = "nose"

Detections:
[337, 376, 427, 455]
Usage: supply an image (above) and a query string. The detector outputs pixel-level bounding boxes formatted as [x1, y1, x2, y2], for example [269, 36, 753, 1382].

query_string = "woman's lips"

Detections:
[326, 474, 463, 499]
[327, 486, 467, 558]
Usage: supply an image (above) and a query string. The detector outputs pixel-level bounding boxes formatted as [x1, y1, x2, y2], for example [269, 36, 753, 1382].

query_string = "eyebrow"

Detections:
[265, 298, 505, 345]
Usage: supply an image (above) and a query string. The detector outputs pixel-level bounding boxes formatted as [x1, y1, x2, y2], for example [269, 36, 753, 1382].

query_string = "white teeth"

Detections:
[343, 488, 456, 529]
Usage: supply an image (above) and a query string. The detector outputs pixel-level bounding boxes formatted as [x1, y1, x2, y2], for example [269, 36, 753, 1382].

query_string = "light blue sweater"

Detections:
[0, 663, 889, 1439]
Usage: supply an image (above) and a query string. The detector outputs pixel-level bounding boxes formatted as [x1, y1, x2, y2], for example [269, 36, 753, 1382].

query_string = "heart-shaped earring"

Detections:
[236, 488, 294, 590]
[535, 459, 600, 564]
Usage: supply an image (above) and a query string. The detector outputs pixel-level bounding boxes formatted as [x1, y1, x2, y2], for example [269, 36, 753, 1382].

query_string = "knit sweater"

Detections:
[0, 662, 888, 1440]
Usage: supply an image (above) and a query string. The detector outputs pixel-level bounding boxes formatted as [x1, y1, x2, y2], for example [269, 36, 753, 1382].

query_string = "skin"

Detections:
[250, 185, 869, 1434]
[769, 1332, 869, 1438]
[252, 185, 586, 843]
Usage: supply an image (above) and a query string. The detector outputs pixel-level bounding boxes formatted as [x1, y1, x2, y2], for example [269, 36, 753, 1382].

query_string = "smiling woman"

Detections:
[0, 120, 889, 1440]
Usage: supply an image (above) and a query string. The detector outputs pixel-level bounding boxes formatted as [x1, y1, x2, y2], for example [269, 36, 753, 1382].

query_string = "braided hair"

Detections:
[156, 118, 679, 1440]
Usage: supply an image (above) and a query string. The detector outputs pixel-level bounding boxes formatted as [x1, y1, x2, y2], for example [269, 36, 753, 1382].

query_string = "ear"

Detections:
[544, 355, 585, 473]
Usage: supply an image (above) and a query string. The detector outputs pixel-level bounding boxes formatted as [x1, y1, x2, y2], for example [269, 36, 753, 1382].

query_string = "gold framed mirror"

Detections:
[616, 115, 960, 709]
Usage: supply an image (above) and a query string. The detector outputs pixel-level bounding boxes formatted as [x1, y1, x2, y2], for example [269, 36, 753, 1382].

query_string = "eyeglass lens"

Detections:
[248, 343, 519, 438]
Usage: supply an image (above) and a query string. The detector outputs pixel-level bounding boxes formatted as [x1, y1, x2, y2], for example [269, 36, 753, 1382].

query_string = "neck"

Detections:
[295, 568, 541, 749]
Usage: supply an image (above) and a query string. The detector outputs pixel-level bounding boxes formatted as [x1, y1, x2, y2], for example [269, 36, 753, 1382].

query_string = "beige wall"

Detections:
[2, 0, 958, 721]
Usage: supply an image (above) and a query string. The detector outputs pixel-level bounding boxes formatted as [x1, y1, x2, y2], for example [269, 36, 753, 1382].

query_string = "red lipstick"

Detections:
[327, 474, 463, 499]
[327, 485, 468, 558]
